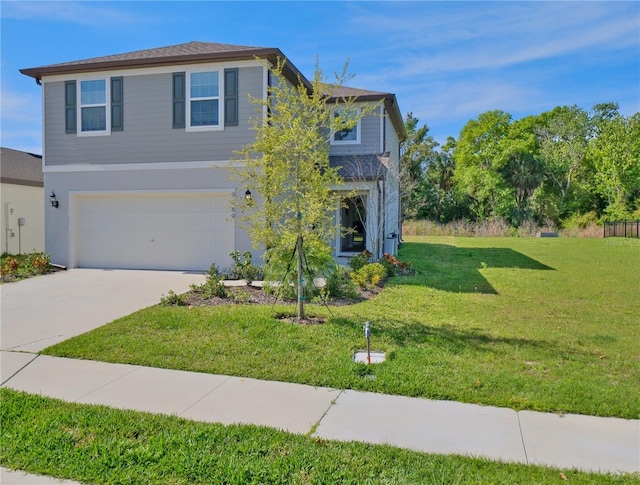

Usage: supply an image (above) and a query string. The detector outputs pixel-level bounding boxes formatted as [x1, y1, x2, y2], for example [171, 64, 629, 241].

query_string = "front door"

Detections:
[340, 196, 366, 253]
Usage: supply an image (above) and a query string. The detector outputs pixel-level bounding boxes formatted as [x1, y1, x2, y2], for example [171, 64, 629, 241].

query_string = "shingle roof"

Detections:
[25, 41, 268, 71]
[324, 85, 392, 100]
[20, 41, 312, 91]
[330, 155, 389, 181]
[0, 147, 44, 187]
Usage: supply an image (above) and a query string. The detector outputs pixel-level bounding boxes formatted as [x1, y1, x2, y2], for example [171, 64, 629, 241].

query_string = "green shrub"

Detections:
[191, 264, 228, 298]
[227, 251, 262, 284]
[561, 211, 600, 229]
[351, 262, 387, 290]
[159, 290, 186, 306]
[323, 264, 359, 300]
[264, 237, 333, 301]
[347, 249, 372, 272]
[230, 287, 252, 304]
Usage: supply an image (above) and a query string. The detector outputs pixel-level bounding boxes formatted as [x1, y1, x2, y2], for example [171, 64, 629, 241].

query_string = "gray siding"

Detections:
[44, 66, 263, 166]
[328, 109, 382, 156]
[384, 114, 401, 249]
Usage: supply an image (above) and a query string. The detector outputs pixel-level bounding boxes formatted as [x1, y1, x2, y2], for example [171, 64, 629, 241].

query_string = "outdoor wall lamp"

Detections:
[245, 190, 252, 201]
[50, 192, 59, 208]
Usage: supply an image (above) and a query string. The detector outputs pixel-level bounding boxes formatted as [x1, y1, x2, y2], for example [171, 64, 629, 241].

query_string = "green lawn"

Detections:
[1, 389, 635, 485]
[43, 237, 640, 418]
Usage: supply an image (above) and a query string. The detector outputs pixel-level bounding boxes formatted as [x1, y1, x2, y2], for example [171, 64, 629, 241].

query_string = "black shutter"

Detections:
[111, 77, 123, 131]
[65, 80, 76, 134]
[224, 68, 238, 126]
[172, 72, 186, 129]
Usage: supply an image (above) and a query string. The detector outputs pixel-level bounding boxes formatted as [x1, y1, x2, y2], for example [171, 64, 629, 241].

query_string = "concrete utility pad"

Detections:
[315, 389, 526, 463]
[353, 351, 386, 364]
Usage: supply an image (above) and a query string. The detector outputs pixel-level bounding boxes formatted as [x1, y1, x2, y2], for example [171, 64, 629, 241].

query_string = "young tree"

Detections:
[232, 59, 370, 320]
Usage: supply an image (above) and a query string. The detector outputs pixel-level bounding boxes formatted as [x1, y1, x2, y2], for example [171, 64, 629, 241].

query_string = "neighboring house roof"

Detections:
[330, 155, 389, 181]
[20, 40, 406, 141]
[0, 147, 44, 187]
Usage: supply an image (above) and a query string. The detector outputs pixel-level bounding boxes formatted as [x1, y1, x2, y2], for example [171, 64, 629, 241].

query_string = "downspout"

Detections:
[378, 177, 385, 260]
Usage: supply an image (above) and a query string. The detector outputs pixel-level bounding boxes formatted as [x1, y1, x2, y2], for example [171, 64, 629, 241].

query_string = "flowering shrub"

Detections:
[24, 252, 50, 275]
[1, 252, 52, 282]
[0, 257, 20, 281]
[381, 253, 413, 276]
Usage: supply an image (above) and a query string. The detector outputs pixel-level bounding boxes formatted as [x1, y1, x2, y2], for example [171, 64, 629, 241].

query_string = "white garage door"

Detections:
[75, 191, 235, 271]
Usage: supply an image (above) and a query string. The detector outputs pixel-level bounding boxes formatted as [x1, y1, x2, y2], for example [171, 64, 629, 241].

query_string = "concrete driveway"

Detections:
[1, 269, 205, 353]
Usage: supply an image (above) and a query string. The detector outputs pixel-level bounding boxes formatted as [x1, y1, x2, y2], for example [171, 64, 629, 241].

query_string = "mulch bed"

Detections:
[183, 282, 383, 308]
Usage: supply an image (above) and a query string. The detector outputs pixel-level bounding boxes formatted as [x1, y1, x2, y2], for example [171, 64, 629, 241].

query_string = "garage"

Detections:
[73, 191, 235, 271]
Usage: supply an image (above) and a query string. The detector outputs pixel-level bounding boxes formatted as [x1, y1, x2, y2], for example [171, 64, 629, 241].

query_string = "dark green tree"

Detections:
[588, 109, 640, 219]
[453, 110, 514, 220]
[400, 113, 439, 218]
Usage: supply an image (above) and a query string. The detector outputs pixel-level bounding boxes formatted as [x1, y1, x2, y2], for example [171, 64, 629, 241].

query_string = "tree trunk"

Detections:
[296, 235, 305, 320]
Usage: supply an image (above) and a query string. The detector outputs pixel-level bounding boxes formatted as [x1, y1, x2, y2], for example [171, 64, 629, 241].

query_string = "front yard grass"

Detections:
[1, 389, 635, 485]
[43, 237, 640, 418]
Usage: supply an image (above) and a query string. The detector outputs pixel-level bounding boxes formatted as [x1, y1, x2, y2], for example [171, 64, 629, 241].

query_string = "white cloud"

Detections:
[347, 2, 639, 77]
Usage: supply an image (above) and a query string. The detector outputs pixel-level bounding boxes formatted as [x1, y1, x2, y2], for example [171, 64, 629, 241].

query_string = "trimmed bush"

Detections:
[351, 262, 387, 290]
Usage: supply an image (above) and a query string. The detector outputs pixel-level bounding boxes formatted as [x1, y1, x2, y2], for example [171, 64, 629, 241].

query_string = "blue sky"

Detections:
[2, 1, 638, 154]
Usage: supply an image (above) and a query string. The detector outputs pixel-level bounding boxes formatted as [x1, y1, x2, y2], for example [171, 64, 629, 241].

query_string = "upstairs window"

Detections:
[173, 69, 237, 130]
[80, 79, 108, 133]
[188, 71, 221, 129]
[331, 107, 361, 145]
[65, 77, 121, 135]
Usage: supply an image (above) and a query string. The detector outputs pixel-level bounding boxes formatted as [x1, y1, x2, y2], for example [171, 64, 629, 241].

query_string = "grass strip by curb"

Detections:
[2, 389, 637, 485]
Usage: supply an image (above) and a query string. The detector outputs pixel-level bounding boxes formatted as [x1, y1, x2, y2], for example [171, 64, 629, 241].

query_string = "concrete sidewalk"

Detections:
[2, 350, 638, 483]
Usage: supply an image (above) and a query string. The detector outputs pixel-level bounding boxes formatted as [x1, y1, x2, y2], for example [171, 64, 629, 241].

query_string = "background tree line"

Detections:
[401, 103, 640, 228]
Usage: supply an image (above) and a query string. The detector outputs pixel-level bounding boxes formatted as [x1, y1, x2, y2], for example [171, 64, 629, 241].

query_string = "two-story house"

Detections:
[20, 41, 406, 271]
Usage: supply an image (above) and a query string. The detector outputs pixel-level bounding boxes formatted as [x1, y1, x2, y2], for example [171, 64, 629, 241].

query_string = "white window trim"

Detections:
[331, 107, 361, 146]
[77, 78, 110, 137]
[186, 68, 224, 132]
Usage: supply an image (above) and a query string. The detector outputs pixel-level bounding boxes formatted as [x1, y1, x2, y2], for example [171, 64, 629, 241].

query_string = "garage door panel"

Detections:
[76, 192, 235, 271]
